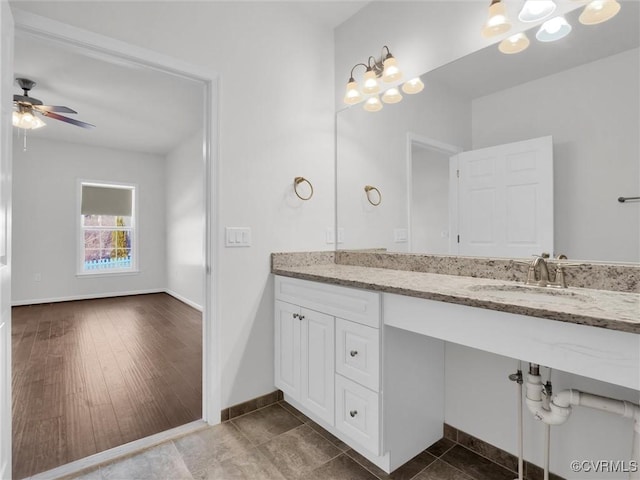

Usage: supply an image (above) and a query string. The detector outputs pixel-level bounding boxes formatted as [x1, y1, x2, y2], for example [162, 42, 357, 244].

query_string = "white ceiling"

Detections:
[12, 1, 369, 155]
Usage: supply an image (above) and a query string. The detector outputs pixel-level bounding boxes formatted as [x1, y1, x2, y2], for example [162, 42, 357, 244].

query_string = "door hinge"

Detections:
[456, 169, 460, 178]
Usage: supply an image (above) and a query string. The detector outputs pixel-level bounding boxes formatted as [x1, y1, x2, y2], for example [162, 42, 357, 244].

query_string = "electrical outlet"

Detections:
[34, 273, 41, 282]
[394, 228, 408, 243]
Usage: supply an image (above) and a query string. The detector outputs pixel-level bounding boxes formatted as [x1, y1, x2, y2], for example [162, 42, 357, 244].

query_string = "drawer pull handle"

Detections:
[292, 313, 299, 319]
[349, 410, 358, 418]
[350, 350, 358, 357]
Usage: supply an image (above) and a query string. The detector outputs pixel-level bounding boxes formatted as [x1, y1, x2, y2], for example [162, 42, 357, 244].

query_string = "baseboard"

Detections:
[221, 390, 283, 422]
[164, 289, 203, 311]
[11, 288, 166, 306]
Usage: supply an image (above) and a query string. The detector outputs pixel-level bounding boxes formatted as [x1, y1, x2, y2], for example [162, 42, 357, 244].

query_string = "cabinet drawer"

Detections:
[336, 318, 379, 391]
[335, 374, 380, 455]
[275, 276, 380, 328]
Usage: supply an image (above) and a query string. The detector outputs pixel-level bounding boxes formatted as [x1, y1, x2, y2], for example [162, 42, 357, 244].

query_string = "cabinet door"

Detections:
[275, 300, 301, 400]
[300, 308, 335, 426]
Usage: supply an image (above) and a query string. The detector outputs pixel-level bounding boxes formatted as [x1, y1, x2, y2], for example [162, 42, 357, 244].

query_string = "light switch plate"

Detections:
[394, 228, 408, 243]
[225, 227, 252, 247]
[326, 227, 345, 244]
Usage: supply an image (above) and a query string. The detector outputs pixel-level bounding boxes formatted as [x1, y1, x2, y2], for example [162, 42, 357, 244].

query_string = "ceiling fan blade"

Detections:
[33, 105, 77, 114]
[41, 111, 95, 129]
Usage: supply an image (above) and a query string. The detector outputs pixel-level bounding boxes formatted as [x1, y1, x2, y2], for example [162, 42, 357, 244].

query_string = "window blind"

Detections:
[81, 185, 133, 216]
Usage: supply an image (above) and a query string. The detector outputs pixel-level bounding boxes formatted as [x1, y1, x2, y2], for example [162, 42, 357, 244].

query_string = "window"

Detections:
[79, 182, 136, 274]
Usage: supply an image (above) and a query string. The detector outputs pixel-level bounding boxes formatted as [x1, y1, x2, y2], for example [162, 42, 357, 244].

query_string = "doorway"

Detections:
[7, 9, 219, 479]
[406, 132, 461, 254]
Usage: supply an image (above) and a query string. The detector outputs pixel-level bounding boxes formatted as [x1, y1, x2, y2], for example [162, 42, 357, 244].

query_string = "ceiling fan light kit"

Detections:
[12, 77, 95, 130]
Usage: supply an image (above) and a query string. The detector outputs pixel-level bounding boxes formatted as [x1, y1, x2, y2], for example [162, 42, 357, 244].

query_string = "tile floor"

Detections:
[64, 402, 521, 480]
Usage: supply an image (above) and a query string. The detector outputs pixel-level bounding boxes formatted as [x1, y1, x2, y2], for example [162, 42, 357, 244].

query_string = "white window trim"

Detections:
[76, 179, 139, 276]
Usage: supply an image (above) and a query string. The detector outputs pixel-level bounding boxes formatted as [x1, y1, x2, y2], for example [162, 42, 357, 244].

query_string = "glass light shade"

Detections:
[401, 77, 424, 94]
[579, 0, 620, 25]
[362, 70, 380, 94]
[499, 32, 531, 54]
[536, 16, 572, 42]
[382, 57, 402, 83]
[381, 87, 403, 104]
[12, 110, 46, 129]
[343, 80, 362, 105]
[481, 1, 512, 38]
[518, 0, 556, 22]
[363, 95, 383, 112]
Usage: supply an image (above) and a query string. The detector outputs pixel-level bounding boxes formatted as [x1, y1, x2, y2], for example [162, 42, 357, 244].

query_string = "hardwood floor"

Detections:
[11, 293, 202, 479]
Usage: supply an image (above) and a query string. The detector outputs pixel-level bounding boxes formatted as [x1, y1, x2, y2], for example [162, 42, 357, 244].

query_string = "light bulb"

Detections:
[401, 77, 424, 94]
[12, 110, 46, 129]
[518, 0, 556, 22]
[362, 69, 380, 94]
[482, 0, 512, 38]
[382, 87, 403, 104]
[382, 56, 402, 83]
[499, 32, 530, 54]
[579, 0, 620, 25]
[363, 95, 383, 112]
[536, 16, 572, 42]
[343, 79, 362, 105]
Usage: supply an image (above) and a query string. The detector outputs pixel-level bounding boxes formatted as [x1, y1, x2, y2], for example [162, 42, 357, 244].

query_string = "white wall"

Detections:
[10, 1, 336, 407]
[12, 136, 166, 304]
[337, 78, 470, 250]
[166, 131, 204, 310]
[472, 48, 640, 263]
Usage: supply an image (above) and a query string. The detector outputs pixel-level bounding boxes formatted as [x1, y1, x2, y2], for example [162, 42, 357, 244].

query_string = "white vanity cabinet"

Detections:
[274, 276, 445, 473]
[274, 299, 335, 425]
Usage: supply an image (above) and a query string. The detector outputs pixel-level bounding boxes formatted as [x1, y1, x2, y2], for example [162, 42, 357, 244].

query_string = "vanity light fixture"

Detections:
[499, 32, 531, 54]
[363, 95, 383, 112]
[401, 77, 425, 94]
[518, 0, 556, 23]
[344, 46, 423, 111]
[536, 16, 572, 42]
[482, 0, 512, 38]
[381, 87, 402, 104]
[579, 0, 621, 25]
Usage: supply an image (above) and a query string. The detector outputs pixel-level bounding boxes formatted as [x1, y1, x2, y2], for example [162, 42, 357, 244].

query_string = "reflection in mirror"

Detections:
[336, 3, 639, 263]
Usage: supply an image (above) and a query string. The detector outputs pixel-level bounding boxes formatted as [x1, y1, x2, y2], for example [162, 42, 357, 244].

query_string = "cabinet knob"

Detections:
[292, 313, 299, 319]
[350, 350, 358, 357]
[298, 315, 305, 320]
[349, 410, 358, 418]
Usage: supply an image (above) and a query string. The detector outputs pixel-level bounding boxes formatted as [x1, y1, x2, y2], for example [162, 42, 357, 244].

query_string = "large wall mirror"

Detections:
[336, 4, 639, 263]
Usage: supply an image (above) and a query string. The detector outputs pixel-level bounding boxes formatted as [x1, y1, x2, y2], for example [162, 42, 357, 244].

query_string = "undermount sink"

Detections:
[467, 283, 592, 304]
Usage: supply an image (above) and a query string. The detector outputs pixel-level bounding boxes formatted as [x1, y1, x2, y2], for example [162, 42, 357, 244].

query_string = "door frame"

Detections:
[8, 7, 221, 475]
[405, 132, 462, 253]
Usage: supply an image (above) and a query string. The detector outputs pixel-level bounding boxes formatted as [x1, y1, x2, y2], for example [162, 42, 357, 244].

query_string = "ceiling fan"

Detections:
[12, 77, 95, 130]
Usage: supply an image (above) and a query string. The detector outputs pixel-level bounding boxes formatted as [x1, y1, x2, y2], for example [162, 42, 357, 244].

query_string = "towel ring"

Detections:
[364, 185, 382, 206]
[294, 176, 314, 201]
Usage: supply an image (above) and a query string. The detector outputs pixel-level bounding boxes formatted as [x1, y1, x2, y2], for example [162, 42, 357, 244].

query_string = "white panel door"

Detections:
[0, 3, 12, 479]
[300, 307, 334, 426]
[456, 136, 553, 258]
[274, 300, 301, 401]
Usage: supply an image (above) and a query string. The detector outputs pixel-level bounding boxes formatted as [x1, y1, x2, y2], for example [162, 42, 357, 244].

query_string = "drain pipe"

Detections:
[525, 363, 640, 480]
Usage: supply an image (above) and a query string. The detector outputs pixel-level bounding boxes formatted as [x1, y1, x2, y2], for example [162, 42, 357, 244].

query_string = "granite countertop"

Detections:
[272, 262, 640, 334]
